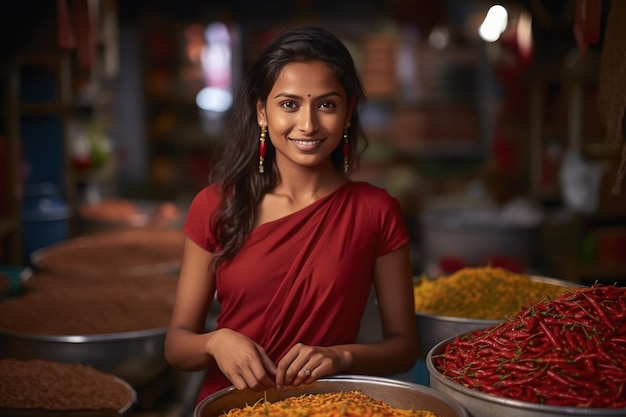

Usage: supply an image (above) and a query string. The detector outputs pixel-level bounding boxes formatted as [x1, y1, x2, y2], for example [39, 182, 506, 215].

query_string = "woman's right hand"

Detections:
[208, 328, 278, 391]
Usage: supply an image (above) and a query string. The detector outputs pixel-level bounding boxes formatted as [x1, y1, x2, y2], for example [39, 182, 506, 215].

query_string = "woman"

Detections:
[165, 25, 418, 403]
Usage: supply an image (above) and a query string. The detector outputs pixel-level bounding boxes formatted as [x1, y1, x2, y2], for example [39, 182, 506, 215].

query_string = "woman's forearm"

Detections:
[333, 335, 419, 376]
[164, 327, 217, 372]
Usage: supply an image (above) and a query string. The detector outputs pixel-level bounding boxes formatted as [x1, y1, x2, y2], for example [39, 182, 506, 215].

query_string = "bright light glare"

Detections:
[195, 87, 233, 112]
[479, 5, 508, 42]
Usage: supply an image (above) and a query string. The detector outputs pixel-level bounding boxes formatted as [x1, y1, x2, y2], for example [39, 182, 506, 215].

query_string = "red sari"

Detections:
[183, 181, 410, 402]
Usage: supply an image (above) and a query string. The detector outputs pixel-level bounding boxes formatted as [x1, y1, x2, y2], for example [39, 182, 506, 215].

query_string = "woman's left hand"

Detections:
[275, 343, 349, 388]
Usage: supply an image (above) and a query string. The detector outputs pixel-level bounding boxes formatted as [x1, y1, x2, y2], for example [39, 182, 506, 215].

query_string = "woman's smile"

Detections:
[290, 138, 324, 151]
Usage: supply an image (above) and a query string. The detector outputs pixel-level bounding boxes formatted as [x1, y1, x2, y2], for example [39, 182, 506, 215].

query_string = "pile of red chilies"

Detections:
[433, 284, 626, 408]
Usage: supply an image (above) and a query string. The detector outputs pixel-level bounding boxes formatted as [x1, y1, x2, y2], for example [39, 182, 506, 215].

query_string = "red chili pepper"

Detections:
[581, 289, 615, 330]
[582, 357, 596, 372]
[521, 315, 538, 331]
[531, 386, 589, 404]
[554, 370, 606, 392]
[609, 336, 626, 344]
[562, 329, 583, 353]
[611, 383, 624, 404]
[536, 315, 563, 350]
[596, 362, 626, 374]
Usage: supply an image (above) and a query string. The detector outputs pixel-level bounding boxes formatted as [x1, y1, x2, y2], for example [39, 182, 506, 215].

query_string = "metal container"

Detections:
[415, 275, 579, 358]
[21, 183, 72, 265]
[420, 208, 541, 275]
[426, 337, 626, 417]
[1, 371, 136, 415]
[0, 327, 168, 388]
[195, 375, 468, 417]
[30, 227, 185, 276]
[416, 313, 499, 358]
[116, 376, 138, 415]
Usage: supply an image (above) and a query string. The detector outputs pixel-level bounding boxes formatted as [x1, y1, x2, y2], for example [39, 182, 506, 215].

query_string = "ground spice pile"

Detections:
[33, 227, 184, 276]
[224, 391, 439, 417]
[414, 267, 573, 320]
[0, 359, 134, 411]
[0, 272, 177, 335]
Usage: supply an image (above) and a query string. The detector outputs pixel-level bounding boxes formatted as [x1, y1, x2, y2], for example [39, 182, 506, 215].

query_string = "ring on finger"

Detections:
[304, 368, 311, 376]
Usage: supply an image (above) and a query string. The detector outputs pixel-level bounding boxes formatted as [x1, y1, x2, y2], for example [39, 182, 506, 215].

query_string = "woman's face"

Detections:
[257, 60, 354, 174]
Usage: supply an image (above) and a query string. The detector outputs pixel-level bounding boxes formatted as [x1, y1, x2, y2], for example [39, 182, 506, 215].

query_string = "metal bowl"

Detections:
[1, 370, 136, 415]
[31, 227, 185, 276]
[195, 375, 468, 417]
[416, 313, 500, 359]
[419, 208, 541, 274]
[415, 275, 579, 358]
[115, 376, 138, 415]
[426, 337, 626, 417]
[0, 327, 168, 388]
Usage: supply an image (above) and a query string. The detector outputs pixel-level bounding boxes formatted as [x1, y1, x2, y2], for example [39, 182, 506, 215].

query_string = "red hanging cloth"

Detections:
[56, 0, 76, 49]
[72, 0, 94, 69]
[574, 0, 602, 59]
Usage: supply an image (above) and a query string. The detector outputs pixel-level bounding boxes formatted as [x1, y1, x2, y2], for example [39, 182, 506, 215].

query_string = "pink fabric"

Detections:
[183, 181, 410, 402]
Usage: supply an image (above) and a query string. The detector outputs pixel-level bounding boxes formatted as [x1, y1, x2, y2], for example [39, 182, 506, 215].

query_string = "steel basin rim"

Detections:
[198, 374, 469, 417]
[415, 311, 502, 325]
[0, 326, 167, 343]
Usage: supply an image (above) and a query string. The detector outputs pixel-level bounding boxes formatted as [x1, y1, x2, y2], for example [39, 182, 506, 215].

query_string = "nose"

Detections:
[297, 105, 318, 134]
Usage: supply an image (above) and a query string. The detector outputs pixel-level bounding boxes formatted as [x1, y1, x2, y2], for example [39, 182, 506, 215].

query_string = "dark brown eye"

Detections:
[280, 101, 297, 110]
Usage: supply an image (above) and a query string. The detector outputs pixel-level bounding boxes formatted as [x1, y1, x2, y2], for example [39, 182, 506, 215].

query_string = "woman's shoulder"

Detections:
[345, 181, 396, 199]
[189, 183, 223, 210]
[342, 181, 407, 239]
[342, 181, 400, 208]
[197, 183, 222, 196]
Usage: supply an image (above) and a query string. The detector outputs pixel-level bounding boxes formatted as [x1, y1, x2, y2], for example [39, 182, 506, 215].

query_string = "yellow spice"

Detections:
[413, 267, 572, 320]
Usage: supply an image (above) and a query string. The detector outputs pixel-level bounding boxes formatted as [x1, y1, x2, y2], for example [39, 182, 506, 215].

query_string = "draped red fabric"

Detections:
[183, 181, 409, 402]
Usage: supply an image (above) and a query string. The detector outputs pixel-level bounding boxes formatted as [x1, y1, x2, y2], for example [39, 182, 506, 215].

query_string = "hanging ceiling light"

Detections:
[479, 4, 509, 42]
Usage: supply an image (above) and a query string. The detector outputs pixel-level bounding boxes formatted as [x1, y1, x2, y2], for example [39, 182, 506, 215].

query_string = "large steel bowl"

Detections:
[0, 368, 136, 415]
[0, 327, 168, 388]
[115, 376, 138, 415]
[426, 337, 626, 417]
[415, 275, 579, 358]
[195, 375, 468, 417]
[31, 227, 185, 276]
[416, 313, 500, 359]
[419, 208, 541, 274]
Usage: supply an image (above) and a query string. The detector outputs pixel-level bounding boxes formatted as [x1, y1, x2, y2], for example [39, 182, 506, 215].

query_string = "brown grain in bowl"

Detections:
[32, 227, 185, 276]
[0, 359, 134, 412]
[0, 273, 177, 335]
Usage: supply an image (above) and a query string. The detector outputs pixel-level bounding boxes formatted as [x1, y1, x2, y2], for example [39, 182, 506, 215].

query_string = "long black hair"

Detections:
[208, 25, 367, 266]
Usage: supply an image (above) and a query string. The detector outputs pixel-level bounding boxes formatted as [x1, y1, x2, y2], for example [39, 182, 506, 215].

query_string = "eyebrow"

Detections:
[272, 91, 342, 100]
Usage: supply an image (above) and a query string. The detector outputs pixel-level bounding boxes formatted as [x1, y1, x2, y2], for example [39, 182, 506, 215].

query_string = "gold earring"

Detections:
[259, 126, 267, 174]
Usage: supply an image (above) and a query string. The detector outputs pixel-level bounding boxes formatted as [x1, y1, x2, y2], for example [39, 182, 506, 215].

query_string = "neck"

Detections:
[273, 166, 348, 202]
